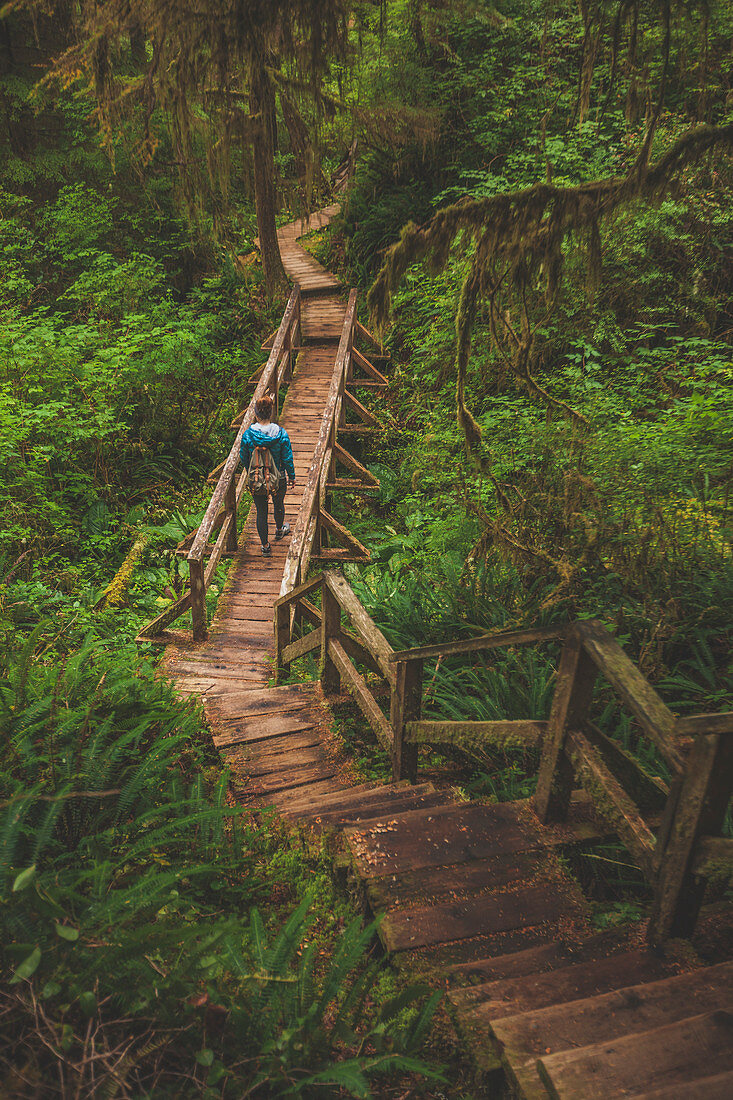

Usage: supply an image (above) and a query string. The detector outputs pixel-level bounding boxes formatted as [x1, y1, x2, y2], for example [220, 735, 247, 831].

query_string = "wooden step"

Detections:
[493, 961, 733, 1100]
[449, 927, 674, 1013]
[537, 1010, 733, 1100]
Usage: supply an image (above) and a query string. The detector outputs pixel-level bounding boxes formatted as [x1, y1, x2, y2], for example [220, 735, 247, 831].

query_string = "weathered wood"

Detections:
[189, 558, 207, 642]
[537, 1008, 733, 1100]
[281, 291, 358, 596]
[328, 638, 393, 752]
[496, 963, 733, 1100]
[352, 346, 388, 385]
[582, 719, 669, 812]
[320, 577, 342, 695]
[323, 570, 395, 685]
[405, 718, 546, 748]
[389, 625, 566, 663]
[282, 628, 321, 665]
[317, 508, 370, 558]
[344, 388, 381, 427]
[274, 572, 324, 611]
[575, 619, 683, 774]
[566, 729, 656, 878]
[325, 477, 380, 494]
[136, 589, 192, 638]
[677, 712, 733, 737]
[381, 880, 582, 954]
[390, 658, 422, 782]
[534, 633, 598, 823]
[355, 319, 381, 350]
[333, 442, 379, 485]
[649, 730, 733, 942]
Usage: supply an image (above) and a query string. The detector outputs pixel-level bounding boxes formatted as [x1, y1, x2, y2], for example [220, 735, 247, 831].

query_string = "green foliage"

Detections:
[0, 623, 442, 1096]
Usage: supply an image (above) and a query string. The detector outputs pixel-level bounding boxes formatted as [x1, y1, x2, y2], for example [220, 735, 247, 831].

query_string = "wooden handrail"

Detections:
[280, 289, 358, 598]
[574, 620, 683, 775]
[270, 566, 733, 942]
[190, 286, 300, 564]
[389, 624, 567, 663]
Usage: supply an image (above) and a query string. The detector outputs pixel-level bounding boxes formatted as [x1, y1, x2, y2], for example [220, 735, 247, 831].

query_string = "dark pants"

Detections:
[254, 481, 286, 546]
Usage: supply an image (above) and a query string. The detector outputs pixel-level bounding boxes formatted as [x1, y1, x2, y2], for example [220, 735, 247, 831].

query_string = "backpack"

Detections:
[246, 445, 281, 496]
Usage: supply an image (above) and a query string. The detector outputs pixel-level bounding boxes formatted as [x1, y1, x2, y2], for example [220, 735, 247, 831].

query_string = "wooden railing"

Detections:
[274, 569, 733, 944]
[278, 288, 381, 599]
[138, 286, 302, 641]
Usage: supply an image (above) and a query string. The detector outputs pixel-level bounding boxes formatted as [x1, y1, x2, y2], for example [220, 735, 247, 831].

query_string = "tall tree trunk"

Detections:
[250, 59, 286, 297]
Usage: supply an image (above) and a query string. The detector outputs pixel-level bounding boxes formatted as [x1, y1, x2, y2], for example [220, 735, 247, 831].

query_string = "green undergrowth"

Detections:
[0, 619, 448, 1097]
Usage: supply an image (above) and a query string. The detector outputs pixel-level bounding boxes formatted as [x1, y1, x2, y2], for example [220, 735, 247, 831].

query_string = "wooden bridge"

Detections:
[140, 205, 733, 1099]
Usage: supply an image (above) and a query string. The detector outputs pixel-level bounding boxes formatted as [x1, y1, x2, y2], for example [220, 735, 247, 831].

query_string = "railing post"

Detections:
[189, 558, 207, 642]
[391, 657, 422, 783]
[274, 599, 291, 684]
[320, 577, 341, 694]
[534, 631, 597, 822]
[225, 476, 238, 553]
[648, 731, 733, 944]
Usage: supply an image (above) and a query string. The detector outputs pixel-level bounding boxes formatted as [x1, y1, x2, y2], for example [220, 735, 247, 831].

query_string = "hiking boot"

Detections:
[275, 523, 291, 541]
[261, 543, 272, 556]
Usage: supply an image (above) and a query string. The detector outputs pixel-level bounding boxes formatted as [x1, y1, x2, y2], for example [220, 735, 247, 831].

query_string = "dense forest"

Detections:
[1, 1, 731, 1096]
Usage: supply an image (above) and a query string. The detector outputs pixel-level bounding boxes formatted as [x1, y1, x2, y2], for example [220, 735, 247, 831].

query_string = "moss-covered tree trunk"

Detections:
[250, 60, 286, 297]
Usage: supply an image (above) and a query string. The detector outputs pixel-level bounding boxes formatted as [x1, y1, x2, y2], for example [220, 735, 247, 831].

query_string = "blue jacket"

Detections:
[240, 424, 295, 482]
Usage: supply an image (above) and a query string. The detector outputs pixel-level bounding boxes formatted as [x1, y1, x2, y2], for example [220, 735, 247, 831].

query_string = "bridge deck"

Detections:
[163, 206, 733, 1099]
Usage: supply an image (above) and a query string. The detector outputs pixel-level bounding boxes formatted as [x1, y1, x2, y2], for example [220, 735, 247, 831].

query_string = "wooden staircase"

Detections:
[160, 203, 733, 1100]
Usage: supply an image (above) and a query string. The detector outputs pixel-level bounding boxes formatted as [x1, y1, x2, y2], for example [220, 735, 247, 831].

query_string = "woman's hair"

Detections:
[255, 394, 274, 420]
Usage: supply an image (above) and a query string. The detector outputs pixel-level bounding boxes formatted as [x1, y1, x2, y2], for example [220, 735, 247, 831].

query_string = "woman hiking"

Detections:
[240, 394, 295, 555]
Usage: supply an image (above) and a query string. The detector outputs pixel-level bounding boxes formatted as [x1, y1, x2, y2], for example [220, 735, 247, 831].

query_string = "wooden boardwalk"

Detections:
[163, 206, 733, 1099]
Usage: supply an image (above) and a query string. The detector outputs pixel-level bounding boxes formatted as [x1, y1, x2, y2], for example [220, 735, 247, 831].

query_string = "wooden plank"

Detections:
[307, 791, 448, 828]
[632, 1071, 733, 1099]
[390, 624, 566, 663]
[333, 441, 379, 485]
[345, 802, 540, 878]
[352, 346, 389, 385]
[391, 657, 421, 782]
[274, 572, 324, 611]
[212, 713, 320, 747]
[583, 719, 668, 811]
[406, 719, 546, 747]
[137, 589, 192, 638]
[381, 880, 583, 953]
[207, 685, 316, 719]
[494, 962, 733, 1099]
[677, 712, 733, 737]
[344, 388, 381, 427]
[224, 730, 324, 760]
[318, 508, 370, 559]
[329, 638, 393, 751]
[575, 620, 683, 773]
[456, 947, 675, 1020]
[243, 761, 340, 797]
[650, 731, 733, 941]
[281, 629, 321, 664]
[537, 1010, 733, 1100]
[355, 319, 381, 350]
[368, 849, 549, 912]
[566, 728, 656, 878]
[324, 570, 395, 685]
